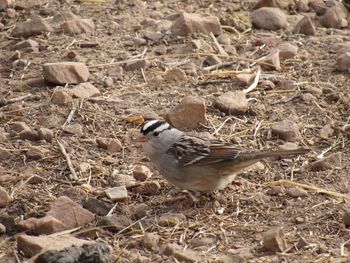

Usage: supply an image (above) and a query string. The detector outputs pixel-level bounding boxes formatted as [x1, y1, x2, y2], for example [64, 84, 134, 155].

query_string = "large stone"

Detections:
[51, 89, 72, 105]
[335, 52, 350, 72]
[16, 234, 92, 258]
[292, 16, 316, 36]
[171, 12, 222, 37]
[166, 96, 206, 130]
[271, 120, 301, 141]
[17, 216, 66, 234]
[0, 147, 11, 161]
[70, 82, 100, 98]
[158, 213, 186, 227]
[0, 186, 11, 208]
[98, 215, 131, 232]
[15, 0, 41, 9]
[278, 43, 298, 60]
[61, 19, 95, 35]
[163, 243, 199, 262]
[46, 196, 94, 229]
[0, 0, 14, 11]
[43, 62, 90, 85]
[12, 16, 53, 37]
[133, 165, 152, 182]
[105, 186, 128, 201]
[320, 5, 348, 29]
[311, 152, 342, 171]
[251, 7, 287, 30]
[261, 49, 281, 71]
[142, 233, 160, 251]
[214, 91, 248, 115]
[262, 227, 287, 252]
[12, 39, 39, 51]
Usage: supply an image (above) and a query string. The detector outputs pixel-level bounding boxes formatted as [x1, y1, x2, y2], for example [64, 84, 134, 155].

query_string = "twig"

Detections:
[164, 59, 192, 67]
[10, 175, 35, 199]
[203, 61, 236, 71]
[221, 25, 241, 37]
[86, 96, 123, 103]
[56, 139, 78, 181]
[243, 66, 261, 94]
[106, 202, 118, 216]
[253, 120, 262, 140]
[265, 180, 350, 200]
[7, 94, 39, 104]
[211, 117, 233, 136]
[340, 238, 350, 256]
[63, 109, 76, 126]
[209, 32, 228, 56]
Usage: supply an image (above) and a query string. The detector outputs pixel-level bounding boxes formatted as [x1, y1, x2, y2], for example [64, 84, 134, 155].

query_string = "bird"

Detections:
[137, 119, 309, 192]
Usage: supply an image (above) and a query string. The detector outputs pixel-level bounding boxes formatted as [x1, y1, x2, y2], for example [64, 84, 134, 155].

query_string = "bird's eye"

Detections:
[153, 131, 159, 136]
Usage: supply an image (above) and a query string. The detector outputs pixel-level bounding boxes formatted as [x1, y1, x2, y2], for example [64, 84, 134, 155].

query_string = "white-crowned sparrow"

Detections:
[137, 120, 309, 192]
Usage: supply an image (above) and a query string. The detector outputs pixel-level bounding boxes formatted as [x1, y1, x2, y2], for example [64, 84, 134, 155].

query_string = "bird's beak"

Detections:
[135, 134, 149, 143]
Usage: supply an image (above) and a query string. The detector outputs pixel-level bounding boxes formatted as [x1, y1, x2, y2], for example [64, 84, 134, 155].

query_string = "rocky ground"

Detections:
[0, 0, 350, 262]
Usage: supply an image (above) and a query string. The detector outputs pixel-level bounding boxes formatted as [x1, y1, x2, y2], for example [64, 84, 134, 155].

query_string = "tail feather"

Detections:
[236, 148, 310, 162]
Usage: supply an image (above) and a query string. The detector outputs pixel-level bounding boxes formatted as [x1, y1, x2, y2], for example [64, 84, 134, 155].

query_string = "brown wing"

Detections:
[167, 135, 309, 167]
[167, 136, 242, 166]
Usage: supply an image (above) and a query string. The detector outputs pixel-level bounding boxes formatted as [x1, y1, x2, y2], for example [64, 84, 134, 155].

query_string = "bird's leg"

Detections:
[182, 190, 201, 203]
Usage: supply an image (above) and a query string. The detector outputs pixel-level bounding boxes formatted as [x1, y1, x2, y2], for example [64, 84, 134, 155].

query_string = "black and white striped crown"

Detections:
[140, 120, 172, 135]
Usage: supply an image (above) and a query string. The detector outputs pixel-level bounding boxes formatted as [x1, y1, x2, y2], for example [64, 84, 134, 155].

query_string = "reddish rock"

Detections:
[61, 19, 95, 35]
[107, 139, 123, 153]
[15, 0, 41, 9]
[278, 43, 298, 60]
[105, 186, 128, 201]
[124, 59, 147, 71]
[12, 16, 53, 37]
[171, 12, 222, 37]
[17, 234, 92, 258]
[0, 186, 11, 208]
[62, 124, 83, 136]
[43, 62, 90, 85]
[164, 68, 187, 82]
[214, 91, 248, 115]
[51, 89, 72, 105]
[0, 0, 14, 10]
[286, 187, 309, 198]
[311, 152, 342, 171]
[261, 49, 281, 71]
[335, 52, 350, 72]
[0, 147, 11, 161]
[271, 120, 301, 141]
[251, 7, 287, 31]
[262, 227, 287, 252]
[319, 124, 334, 139]
[47, 196, 95, 229]
[292, 16, 316, 36]
[166, 96, 207, 130]
[17, 216, 66, 234]
[142, 233, 160, 251]
[70, 82, 100, 98]
[163, 243, 199, 262]
[320, 5, 348, 29]
[26, 146, 46, 160]
[133, 165, 152, 182]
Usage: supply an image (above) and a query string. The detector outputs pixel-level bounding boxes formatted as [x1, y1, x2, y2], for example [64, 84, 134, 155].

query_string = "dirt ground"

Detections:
[1, 0, 350, 262]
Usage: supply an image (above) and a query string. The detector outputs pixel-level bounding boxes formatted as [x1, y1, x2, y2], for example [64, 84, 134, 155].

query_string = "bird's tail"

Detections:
[237, 148, 310, 162]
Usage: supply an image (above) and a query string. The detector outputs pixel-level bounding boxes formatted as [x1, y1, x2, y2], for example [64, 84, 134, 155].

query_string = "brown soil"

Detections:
[1, 0, 350, 262]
